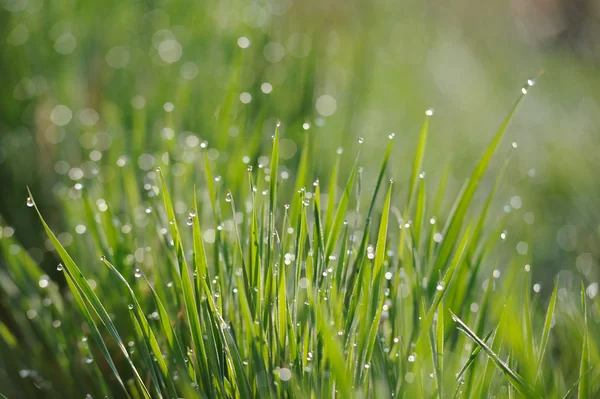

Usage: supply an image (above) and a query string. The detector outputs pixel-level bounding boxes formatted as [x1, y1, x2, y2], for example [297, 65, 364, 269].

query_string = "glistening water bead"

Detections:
[26, 197, 33, 207]
[57, 263, 63, 271]
[134, 268, 142, 278]
[521, 77, 536, 94]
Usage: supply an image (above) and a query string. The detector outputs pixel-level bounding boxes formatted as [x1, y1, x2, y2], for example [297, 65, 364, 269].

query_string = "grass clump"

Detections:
[0, 80, 597, 398]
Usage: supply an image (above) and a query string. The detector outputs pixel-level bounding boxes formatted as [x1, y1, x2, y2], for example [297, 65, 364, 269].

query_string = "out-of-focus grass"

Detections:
[1, 1, 600, 289]
[1, 0, 600, 397]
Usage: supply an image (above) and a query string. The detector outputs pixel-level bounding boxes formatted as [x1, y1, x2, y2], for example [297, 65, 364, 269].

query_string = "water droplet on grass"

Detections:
[357, 137, 364, 144]
[57, 263, 63, 271]
[128, 304, 134, 310]
[134, 268, 142, 278]
[425, 108, 434, 116]
[26, 197, 33, 207]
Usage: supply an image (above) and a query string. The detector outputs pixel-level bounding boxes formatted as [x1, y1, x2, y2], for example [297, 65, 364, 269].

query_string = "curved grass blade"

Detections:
[28, 189, 151, 399]
[102, 259, 179, 398]
[63, 269, 132, 399]
[451, 311, 541, 399]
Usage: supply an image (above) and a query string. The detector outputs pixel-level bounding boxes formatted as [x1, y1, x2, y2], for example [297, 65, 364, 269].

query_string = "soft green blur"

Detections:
[1, 0, 600, 397]
[2, 0, 600, 330]
[2, 1, 600, 287]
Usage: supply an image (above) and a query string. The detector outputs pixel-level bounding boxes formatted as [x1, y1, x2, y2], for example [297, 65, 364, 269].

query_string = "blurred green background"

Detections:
[1, 0, 600, 291]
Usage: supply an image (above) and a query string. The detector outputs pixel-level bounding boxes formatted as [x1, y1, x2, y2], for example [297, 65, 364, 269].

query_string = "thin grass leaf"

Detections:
[451, 311, 541, 399]
[535, 276, 559, 383]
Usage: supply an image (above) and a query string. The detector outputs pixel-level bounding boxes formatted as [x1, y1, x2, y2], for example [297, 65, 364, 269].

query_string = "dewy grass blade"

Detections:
[325, 154, 358, 261]
[156, 173, 213, 395]
[28, 190, 152, 399]
[432, 79, 535, 282]
[102, 259, 179, 398]
[63, 269, 132, 399]
[451, 311, 541, 399]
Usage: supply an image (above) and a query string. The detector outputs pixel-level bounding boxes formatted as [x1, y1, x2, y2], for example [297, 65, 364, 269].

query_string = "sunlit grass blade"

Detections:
[434, 299, 444, 399]
[431, 82, 533, 282]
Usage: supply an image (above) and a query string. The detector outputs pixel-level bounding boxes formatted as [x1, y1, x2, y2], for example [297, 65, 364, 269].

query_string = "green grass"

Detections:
[0, 79, 598, 398]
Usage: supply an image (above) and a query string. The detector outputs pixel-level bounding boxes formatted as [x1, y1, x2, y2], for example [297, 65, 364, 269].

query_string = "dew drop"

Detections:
[189, 208, 197, 217]
[247, 165, 253, 172]
[302, 122, 310, 130]
[225, 192, 232, 202]
[134, 268, 142, 278]
[527, 77, 536, 87]
[100, 255, 106, 261]
[128, 304, 134, 310]
[276, 120, 282, 128]
[284, 204, 290, 210]
[336, 147, 343, 155]
[512, 141, 518, 149]
[26, 197, 34, 207]
[187, 217, 193, 225]
[436, 283, 444, 291]
[425, 108, 434, 116]
[357, 137, 364, 144]
[57, 263, 63, 271]
[388, 133, 395, 140]
[155, 167, 161, 173]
